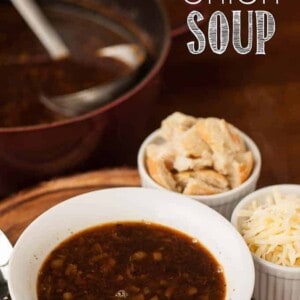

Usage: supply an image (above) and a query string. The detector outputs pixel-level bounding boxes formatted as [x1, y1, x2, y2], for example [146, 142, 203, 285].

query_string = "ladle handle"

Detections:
[11, 0, 70, 60]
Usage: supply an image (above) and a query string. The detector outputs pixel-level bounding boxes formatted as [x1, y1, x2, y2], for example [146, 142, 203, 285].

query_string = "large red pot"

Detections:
[0, 0, 171, 196]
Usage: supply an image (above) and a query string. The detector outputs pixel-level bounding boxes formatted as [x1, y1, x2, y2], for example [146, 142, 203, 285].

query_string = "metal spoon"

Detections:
[0, 231, 13, 300]
[40, 43, 147, 117]
[11, 0, 70, 60]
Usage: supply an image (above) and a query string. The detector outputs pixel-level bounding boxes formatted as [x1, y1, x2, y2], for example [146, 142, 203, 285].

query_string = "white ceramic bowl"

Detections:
[138, 129, 262, 220]
[231, 184, 300, 300]
[9, 188, 254, 300]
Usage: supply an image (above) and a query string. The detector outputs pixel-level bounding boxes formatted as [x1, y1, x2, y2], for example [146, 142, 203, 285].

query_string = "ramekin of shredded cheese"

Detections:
[231, 185, 300, 300]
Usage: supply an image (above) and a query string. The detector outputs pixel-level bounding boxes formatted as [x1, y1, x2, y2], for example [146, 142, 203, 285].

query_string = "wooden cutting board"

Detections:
[0, 168, 140, 244]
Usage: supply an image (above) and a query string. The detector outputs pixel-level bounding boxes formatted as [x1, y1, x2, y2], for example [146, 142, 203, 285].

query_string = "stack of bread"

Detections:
[145, 112, 254, 195]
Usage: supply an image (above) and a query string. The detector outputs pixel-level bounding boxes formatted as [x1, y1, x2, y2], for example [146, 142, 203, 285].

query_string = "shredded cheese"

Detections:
[238, 189, 300, 267]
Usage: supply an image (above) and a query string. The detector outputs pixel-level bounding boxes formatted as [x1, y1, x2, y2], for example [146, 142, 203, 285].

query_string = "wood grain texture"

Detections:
[0, 168, 140, 244]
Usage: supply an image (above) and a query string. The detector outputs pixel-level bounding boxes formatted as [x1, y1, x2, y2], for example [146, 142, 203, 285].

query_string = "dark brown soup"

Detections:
[37, 222, 226, 300]
[0, 4, 138, 127]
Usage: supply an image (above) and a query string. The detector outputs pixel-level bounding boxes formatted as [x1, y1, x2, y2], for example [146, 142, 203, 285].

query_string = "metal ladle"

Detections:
[11, 0, 70, 60]
[40, 43, 146, 117]
[11, 0, 147, 116]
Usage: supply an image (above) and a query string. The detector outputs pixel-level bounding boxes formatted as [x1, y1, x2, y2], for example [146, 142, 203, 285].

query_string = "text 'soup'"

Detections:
[185, 0, 279, 55]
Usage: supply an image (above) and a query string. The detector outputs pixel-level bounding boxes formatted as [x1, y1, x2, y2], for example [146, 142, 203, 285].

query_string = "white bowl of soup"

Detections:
[8, 188, 254, 299]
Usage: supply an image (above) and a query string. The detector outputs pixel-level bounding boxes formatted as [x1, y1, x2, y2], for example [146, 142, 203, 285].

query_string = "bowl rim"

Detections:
[137, 128, 262, 201]
[0, 0, 171, 133]
[8, 187, 255, 300]
[231, 184, 300, 274]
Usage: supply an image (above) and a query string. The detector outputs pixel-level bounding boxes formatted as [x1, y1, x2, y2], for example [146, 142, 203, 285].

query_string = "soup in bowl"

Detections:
[8, 188, 254, 299]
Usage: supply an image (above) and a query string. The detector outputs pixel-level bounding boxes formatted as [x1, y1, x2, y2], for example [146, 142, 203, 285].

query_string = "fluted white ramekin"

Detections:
[138, 129, 261, 220]
[231, 185, 300, 300]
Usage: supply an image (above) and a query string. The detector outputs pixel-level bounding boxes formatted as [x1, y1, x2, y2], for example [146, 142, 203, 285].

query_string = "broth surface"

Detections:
[37, 222, 226, 300]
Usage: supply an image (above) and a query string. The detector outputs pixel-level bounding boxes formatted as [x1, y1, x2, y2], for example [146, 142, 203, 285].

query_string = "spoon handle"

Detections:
[0, 231, 13, 283]
[0, 281, 10, 300]
[11, 0, 70, 60]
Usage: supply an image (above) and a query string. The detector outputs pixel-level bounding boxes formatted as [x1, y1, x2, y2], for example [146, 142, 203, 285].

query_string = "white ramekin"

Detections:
[138, 129, 262, 220]
[9, 188, 254, 300]
[231, 184, 300, 300]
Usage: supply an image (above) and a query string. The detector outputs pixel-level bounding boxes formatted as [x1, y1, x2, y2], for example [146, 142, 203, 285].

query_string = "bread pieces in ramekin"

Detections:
[145, 112, 254, 195]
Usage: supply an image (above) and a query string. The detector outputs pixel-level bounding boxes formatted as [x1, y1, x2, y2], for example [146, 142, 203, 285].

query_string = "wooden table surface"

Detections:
[0, 168, 140, 243]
